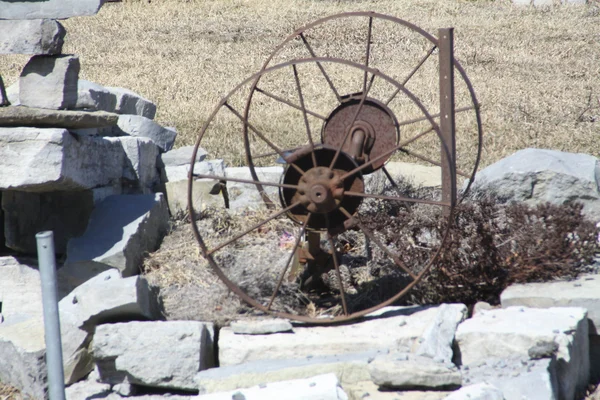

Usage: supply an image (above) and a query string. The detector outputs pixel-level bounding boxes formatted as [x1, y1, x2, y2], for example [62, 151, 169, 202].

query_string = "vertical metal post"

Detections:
[439, 28, 457, 213]
[36, 231, 66, 400]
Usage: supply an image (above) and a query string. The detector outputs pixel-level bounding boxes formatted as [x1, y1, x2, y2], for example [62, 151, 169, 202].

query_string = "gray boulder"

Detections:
[0, 0, 105, 19]
[62, 193, 169, 286]
[105, 87, 157, 119]
[469, 148, 600, 219]
[19, 55, 80, 110]
[0, 19, 65, 55]
[92, 321, 215, 391]
[114, 114, 176, 152]
[117, 136, 160, 193]
[0, 257, 43, 325]
[0, 127, 124, 192]
[161, 145, 208, 166]
[75, 80, 118, 113]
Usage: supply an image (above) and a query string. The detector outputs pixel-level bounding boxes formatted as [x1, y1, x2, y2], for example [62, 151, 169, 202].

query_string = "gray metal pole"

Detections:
[36, 231, 66, 400]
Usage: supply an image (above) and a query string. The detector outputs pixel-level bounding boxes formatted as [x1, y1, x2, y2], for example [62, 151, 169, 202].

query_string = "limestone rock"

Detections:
[93, 321, 215, 390]
[196, 373, 348, 400]
[114, 114, 176, 152]
[75, 80, 118, 113]
[368, 353, 461, 390]
[219, 305, 466, 367]
[161, 145, 208, 167]
[500, 274, 600, 332]
[344, 381, 449, 400]
[365, 161, 442, 194]
[2, 190, 96, 253]
[65, 378, 111, 400]
[0, 19, 65, 55]
[5, 80, 19, 105]
[20, 55, 80, 110]
[443, 383, 504, 400]
[231, 318, 293, 335]
[63, 193, 169, 285]
[456, 307, 589, 400]
[116, 136, 160, 193]
[225, 166, 284, 210]
[0, 0, 105, 19]
[0, 257, 43, 325]
[415, 303, 467, 363]
[163, 159, 225, 183]
[105, 87, 157, 119]
[469, 148, 600, 219]
[0, 127, 124, 192]
[0, 106, 119, 129]
[195, 351, 378, 394]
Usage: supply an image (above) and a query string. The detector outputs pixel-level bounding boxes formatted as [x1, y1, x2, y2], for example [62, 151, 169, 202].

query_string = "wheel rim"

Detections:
[189, 57, 456, 324]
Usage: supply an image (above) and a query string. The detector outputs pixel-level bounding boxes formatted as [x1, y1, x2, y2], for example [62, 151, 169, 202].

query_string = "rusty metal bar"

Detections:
[439, 28, 457, 212]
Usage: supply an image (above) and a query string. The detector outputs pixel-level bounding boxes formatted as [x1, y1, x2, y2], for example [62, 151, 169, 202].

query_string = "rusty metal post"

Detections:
[439, 28, 457, 213]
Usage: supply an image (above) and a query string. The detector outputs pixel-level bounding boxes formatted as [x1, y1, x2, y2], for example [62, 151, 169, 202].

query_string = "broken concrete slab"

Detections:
[93, 321, 215, 391]
[105, 87, 157, 119]
[224, 166, 284, 210]
[456, 307, 588, 400]
[75, 79, 118, 113]
[0, 19, 65, 55]
[114, 114, 176, 152]
[368, 353, 461, 390]
[0, 0, 105, 19]
[500, 274, 600, 332]
[443, 383, 504, 400]
[0, 127, 124, 192]
[0, 106, 119, 129]
[63, 193, 169, 286]
[231, 318, 293, 335]
[19, 55, 80, 110]
[195, 350, 379, 394]
[219, 305, 466, 367]
[196, 373, 348, 400]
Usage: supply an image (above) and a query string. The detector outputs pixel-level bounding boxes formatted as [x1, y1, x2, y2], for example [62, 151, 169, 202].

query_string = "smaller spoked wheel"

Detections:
[189, 57, 455, 324]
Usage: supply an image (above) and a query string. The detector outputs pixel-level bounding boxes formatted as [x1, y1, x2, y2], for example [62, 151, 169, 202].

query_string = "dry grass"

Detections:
[2, 0, 599, 170]
[0, 383, 25, 400]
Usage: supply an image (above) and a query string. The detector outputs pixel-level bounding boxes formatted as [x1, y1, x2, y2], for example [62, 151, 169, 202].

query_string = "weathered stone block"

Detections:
[456, 307, 589, 400]
[93, 321, 215, 390]
[63, 193, 169, 285]
[19, 55, 80, 110]
[0, 19, 65, 55]
[443, 383, 504, 400]
[0, 0, 105, 19]
[115, 136, 160, 193]
[0, 256, 43, 325]
[105, 86, 157, 119]
[225, 166, 284, 210]
[75, 80, 118, 113]
[161, 145, 208, 167]
[230, 318, 293, 335]
[114, 114, 176, 152]
[0, 106, 119, 129]
[0, 128, 124, 192]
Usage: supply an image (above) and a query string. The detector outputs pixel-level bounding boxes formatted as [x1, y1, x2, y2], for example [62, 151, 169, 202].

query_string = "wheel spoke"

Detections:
[255, 87, 327, 120]
[363, 16, 373, 94]
[300, 33, 342, 103]
[206, 201, 301, 256]
[345, 191, 451, 207]
[224, 102, 305, 176]
[339, 207, 418, 281]
[399, 148, 470, 178]
[329, 73, 376, 170]
[340, 127, 435, 180]
[385, 45, 437, 106]
[397, 104, 479, 128]
[267, 214, 311, 310]
[326, 215, 348, 316]
[292, 64, 318, 168]
[381, 166, 398, 188]
[193, 172, 298, 192]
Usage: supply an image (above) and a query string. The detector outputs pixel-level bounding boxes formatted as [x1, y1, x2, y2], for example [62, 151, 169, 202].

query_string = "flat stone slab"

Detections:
[0, 127, 124, 192]
[224, 166, 285, 210]
[0, 0, 105, 19]
[195, 350, 378, 394]
[443, 383, 504, 400]
[196, 373, 348, 400]
[93, 321, 215, 391]
[219, 304, 466, 367]
[456, 307, 589, 400]
[0, 19, 65, 55]
[368, 353, 461, 390]
[500, 273, 600, 333]
[114, 115, 175, 152]
[0, 106, 118, 129]
[344, 381, 449, 400]
[231, 318, 293, 335]
[161, 145, 208, 166]
[106, 87, 157, 119]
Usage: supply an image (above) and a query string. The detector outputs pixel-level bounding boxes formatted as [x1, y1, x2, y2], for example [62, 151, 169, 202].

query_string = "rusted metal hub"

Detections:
[280, 145, 364, 231]
[322, 93, 399, 174]
[297, 167, 344, 213]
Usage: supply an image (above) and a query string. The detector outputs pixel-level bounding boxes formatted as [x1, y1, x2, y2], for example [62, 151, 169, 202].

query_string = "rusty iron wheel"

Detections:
[189, 57, 456, 324]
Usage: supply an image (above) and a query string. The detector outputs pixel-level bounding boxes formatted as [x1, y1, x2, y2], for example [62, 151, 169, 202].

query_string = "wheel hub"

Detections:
[297, 167, 344, 213]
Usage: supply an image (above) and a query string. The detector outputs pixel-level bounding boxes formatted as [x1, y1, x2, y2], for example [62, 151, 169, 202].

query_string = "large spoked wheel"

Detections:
[189, 57, 456, 324]
[244, 11, 482, 198]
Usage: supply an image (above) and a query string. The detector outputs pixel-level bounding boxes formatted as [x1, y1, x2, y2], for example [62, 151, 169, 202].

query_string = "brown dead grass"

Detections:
[2, 0, 599, 170]
[0, 383, 25, 400]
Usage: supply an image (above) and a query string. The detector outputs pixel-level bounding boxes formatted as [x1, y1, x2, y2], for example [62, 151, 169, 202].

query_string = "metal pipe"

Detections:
[36, 231, 66, 400]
